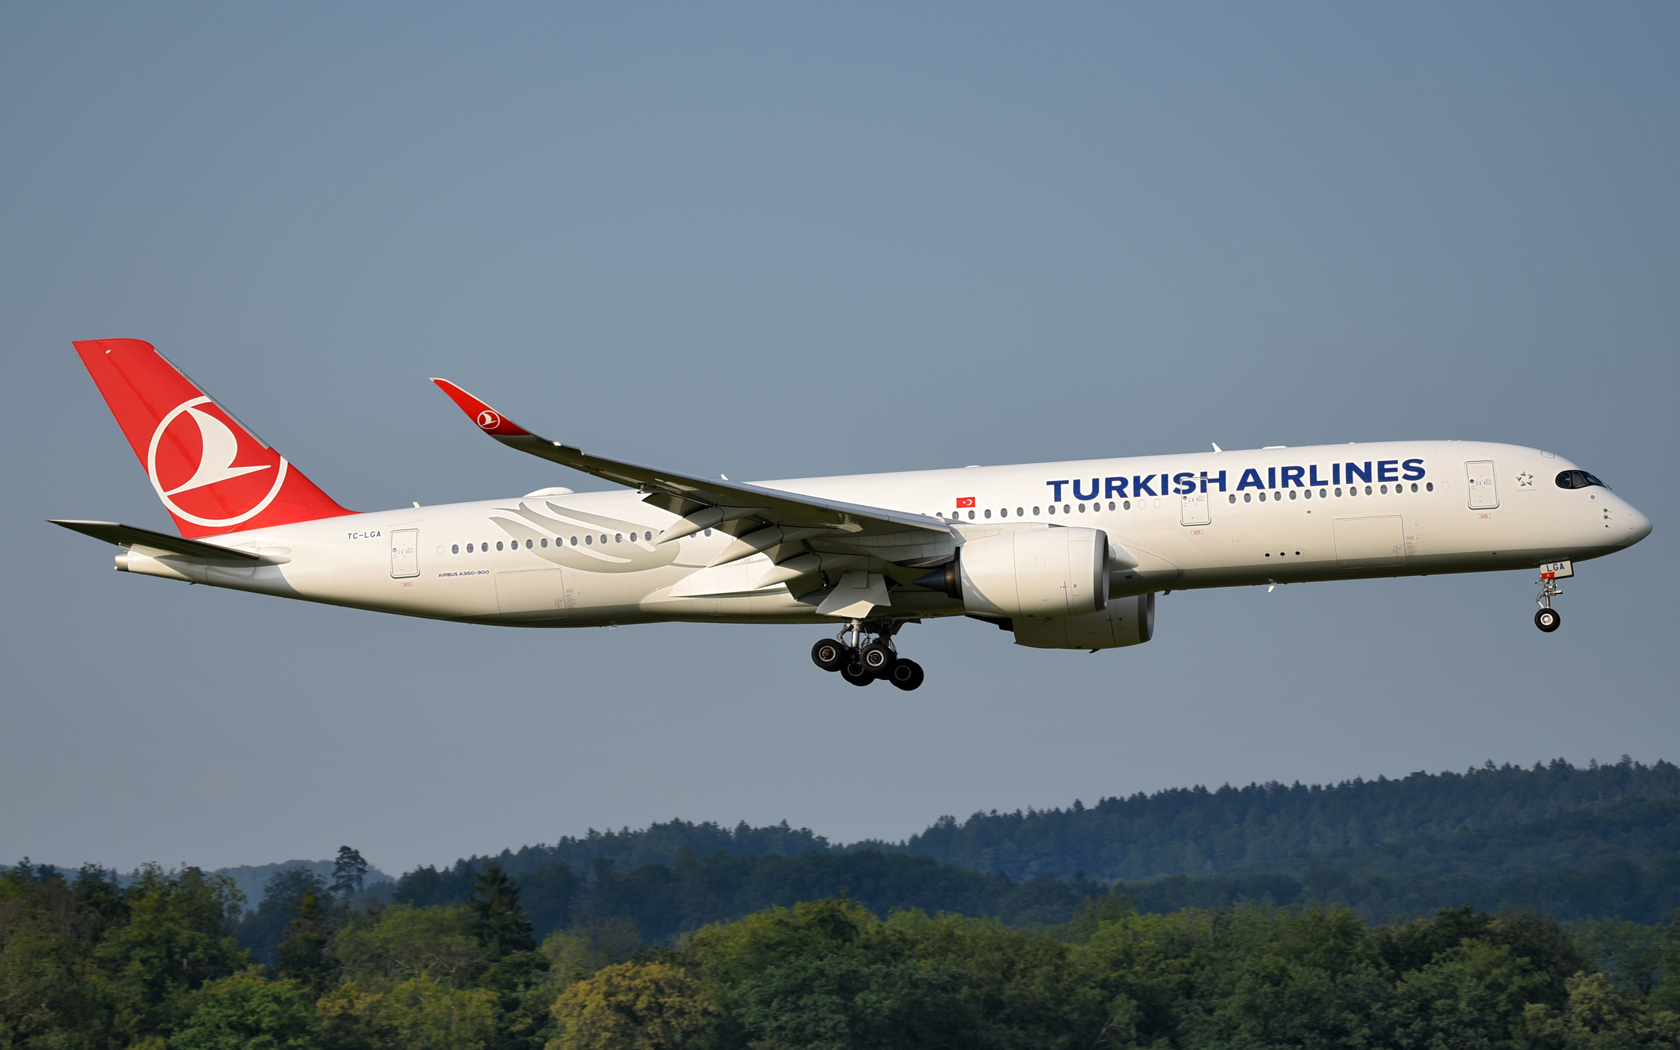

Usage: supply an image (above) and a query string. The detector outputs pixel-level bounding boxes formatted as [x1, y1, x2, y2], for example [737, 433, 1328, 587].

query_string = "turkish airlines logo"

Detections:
[147, 396, 290, 528]
[476, 410, 502, 431]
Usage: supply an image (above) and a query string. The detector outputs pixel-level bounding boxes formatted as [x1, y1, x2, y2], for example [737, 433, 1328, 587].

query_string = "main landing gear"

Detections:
[1534, 569, 1564, 633]
[811, 620, 925, 690]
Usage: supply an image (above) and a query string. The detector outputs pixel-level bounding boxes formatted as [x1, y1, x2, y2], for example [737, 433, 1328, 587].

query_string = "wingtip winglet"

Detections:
[430, 378, 532, 438]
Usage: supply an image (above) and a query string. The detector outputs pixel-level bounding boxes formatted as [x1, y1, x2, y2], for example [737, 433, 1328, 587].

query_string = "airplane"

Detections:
[53, 339, 1652, 690]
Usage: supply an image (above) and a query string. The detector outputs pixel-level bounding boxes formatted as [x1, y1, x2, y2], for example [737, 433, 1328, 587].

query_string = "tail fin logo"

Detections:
[476, 410, 502, 431]
[146, 396, 292, 528]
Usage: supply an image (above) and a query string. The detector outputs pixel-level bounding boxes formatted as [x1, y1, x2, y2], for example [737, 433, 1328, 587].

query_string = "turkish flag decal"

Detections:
[955, 496, 976, 508]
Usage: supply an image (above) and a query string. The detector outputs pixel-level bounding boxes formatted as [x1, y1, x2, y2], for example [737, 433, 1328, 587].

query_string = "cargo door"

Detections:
[495, 568, 568, 620]
[390, 530, 419, 578]
[1332, 516, 1406, 569]
[1180, 491, 1211, 526]
[1466, 460, 1499, 509]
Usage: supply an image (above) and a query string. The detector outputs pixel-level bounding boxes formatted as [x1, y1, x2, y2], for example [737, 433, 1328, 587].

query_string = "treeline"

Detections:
[433, 759, 1680, 887]
[886, 757, 1680, 881]
[375, 846, 1680, 955]
[10, 857, 1680, 1048]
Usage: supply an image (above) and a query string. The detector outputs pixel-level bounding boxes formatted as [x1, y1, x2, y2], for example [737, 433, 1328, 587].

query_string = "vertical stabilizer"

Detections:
[73, 339, 353, 538]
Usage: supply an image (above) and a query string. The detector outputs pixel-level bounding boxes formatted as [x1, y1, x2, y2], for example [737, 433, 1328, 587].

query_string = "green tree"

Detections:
[277, 887, 338, 994]
[318, 976, 499, 1050]
[549, 961, 720, 1050]
[173, 967, 322, 1049]
[332, 848, 371, 901]
[472, 864, 536, 958]
[333, 904, 489, 988]
[95, 863, 251, 1043]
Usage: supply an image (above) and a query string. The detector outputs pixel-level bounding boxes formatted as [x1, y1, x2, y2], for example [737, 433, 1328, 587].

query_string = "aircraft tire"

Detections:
[888, 659, 925, 691]
[812, 638, 850, 672]
[860, 641, 897, 677]
[1535, 608, 1561, 633]
[840, 662, 875, 687]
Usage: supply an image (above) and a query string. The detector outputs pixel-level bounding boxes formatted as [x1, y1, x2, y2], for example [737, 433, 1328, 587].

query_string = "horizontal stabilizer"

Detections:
[49, 520, 263, 561]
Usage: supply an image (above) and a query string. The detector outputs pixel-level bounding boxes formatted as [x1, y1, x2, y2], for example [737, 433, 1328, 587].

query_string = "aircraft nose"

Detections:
[1625, 503, 1653, 546]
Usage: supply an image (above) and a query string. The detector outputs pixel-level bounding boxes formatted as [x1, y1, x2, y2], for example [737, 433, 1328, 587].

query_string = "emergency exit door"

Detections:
[1180, 491, 1211, 526]
[390, 530, 420, 578]
[1466, 461, 1499, 509]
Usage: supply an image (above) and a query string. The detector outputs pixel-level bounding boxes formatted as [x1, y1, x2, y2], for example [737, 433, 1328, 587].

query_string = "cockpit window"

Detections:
[1555, 469, 1609, 490]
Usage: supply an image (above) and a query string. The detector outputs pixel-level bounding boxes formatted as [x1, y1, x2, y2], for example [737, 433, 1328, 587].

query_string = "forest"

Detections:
[9, 758, 1680, 1047]
[6, 857, 1680, 1048]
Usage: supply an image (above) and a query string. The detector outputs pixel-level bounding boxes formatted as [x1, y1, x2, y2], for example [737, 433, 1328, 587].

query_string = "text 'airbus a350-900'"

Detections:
[54, 339, 1652, 689]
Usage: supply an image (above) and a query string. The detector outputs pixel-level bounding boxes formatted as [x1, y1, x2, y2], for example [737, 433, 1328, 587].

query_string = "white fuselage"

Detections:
[118, 441, 1651, 627]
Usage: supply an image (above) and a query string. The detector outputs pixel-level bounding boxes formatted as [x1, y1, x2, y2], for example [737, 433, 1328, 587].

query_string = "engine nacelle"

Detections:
[1014, 592, 1155, 650]
[943, 527, 1108, 618]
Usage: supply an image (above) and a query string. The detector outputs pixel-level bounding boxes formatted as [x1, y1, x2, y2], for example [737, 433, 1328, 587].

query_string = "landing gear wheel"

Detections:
[811, 638, 850, 672]
[887, 659, 925, 691]
[840, 662, 875, 687]
[1535, 607, 1561, 633]
[859, 641, 897, 678]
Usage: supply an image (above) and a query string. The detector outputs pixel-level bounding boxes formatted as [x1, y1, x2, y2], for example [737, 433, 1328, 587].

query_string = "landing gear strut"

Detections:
[810, 620, 924, 690]
[1534, 565, 1567, 633]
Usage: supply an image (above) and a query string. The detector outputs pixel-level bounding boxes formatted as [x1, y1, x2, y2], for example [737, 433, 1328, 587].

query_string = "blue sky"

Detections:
[3, 3, 1676, 874]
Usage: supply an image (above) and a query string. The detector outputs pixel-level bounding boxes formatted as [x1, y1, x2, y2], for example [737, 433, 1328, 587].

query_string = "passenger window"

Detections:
[601, 535, 608, 544]
[705, 529, 713, 537]
[1064, 505, 1071, 514]
[984, 509, 992, 519]
[453, 544, 460, 554]
[1427, 482, 1434, 491]
[1244, 493, 1252, 503]
[1303, 490, 1311, 499]
[967, 510, 975, 520]
[1380, 485, 1388, 494]
[570, 536, 577, 546]
[1047, 506, 1055, 515]
[1017, 507, 1024, 516]
[1365, 485, 1373, 495]
[541, 538, 548, 547]
[1259, 492, 1267, 502]
[1078, 503, 1086, 512]
[1289, 490, 1298, 500]
[1108, 501, 1115, 511]
[1228, 495, 1236, 503]
[1033, 506, 1041, 515]
[496, 541, 504, 550]
[1123, 500, 1131, 510]
[999, 508, 1007, 517]
[615, 533, 622, 542]
[1410, 483, 1418, 492]
[526, 539, 533, 548]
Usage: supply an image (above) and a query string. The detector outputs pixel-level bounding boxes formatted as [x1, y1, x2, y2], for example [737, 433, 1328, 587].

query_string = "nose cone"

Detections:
[1625, 503, 1653, 546]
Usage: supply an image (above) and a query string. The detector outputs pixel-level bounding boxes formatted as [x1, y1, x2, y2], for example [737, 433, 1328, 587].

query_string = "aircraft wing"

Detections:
[431, 379, 950, 541]
[50, 519, 264, 561]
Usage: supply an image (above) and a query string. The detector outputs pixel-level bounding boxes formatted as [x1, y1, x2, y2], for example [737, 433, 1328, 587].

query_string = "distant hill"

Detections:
[216, 859, 392, 907]
[875, 757, 1680, 882]
[374, 757, 1680, 940]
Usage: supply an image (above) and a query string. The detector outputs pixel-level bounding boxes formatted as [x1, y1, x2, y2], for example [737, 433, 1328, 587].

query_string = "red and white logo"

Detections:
[146, 396, 290, 528]
[476, 409, 502, 431]
[955, 496, 976, 508]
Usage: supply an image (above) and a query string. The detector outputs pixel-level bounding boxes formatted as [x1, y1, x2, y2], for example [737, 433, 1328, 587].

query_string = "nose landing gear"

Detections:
[810, 620, 924, 690]
[1533, 562, 1570, 633]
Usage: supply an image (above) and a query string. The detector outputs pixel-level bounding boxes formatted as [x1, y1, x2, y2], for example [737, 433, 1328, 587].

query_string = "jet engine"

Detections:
[1013, 592, 1155, 650]
[922, 527, 1109, 618]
